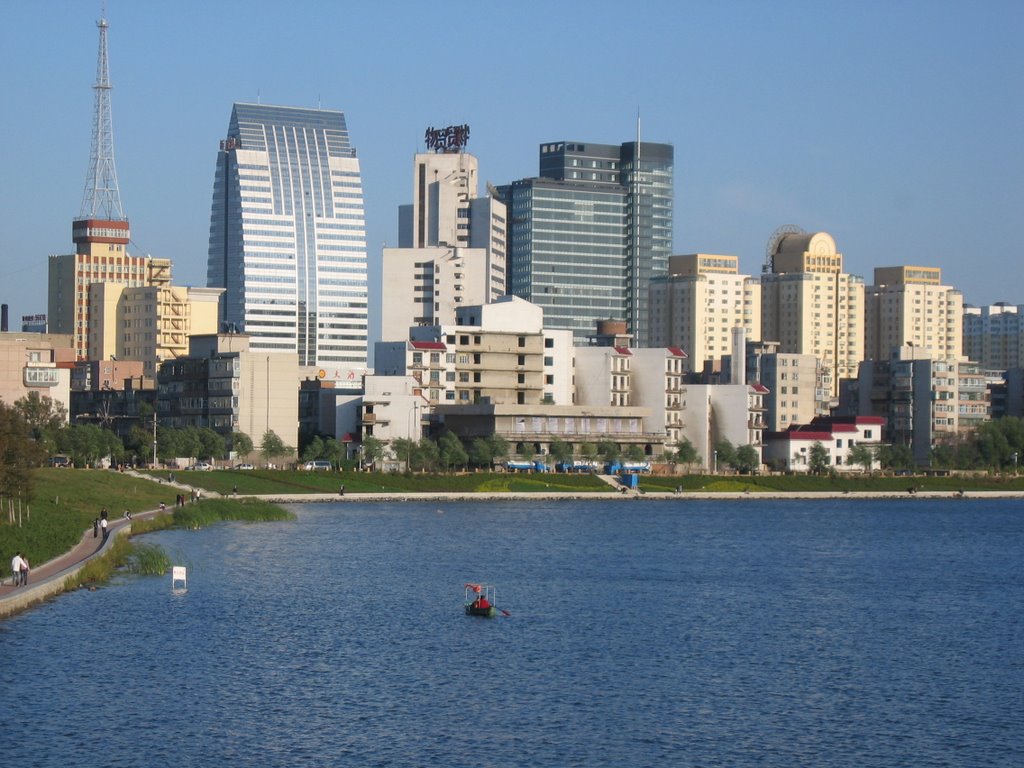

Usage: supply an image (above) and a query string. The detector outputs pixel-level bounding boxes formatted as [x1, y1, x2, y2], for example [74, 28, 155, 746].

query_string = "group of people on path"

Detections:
[9, 553, 30, 587]
[91, 508, 110, 543]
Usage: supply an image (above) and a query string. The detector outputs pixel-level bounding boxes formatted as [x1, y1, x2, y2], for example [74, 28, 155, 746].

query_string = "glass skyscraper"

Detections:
[498, 140, 673, 346]
[207, 103, 368, 371]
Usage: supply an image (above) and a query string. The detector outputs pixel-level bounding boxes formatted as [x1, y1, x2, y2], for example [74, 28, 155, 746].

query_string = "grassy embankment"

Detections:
[641, 472, 1024, 493]
[65, 498, 293, 591]
[145, 468, 613, 495]
[152, 466, 1024, 497]
[0, 469, 292, 584]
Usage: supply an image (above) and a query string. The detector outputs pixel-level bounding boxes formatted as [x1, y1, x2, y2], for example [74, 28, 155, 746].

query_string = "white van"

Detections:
[303, 460, 333, 471]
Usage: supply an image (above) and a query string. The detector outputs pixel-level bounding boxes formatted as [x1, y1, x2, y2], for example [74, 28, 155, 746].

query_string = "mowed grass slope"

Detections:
[1, 469, 176, 571]
[143, 468, 612, 495]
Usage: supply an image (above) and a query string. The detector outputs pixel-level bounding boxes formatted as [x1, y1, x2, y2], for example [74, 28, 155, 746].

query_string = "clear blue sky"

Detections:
[2, 0, 1021, 337]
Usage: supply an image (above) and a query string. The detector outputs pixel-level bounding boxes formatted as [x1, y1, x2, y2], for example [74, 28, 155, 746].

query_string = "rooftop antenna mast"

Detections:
[79, 13, 125, 220]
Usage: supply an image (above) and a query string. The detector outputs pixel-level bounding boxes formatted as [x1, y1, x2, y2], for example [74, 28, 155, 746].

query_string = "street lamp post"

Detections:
[713, 449, 718, 475]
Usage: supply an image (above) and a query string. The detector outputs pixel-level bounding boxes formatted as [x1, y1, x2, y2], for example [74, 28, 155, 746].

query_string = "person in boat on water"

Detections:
[473, 594, 491, 610]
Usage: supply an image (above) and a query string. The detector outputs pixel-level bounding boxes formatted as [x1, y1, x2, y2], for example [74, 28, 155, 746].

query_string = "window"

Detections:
[473, 353, 481, 364]
[412, 352, 423, 365]
[473, 372, 481, 383]
[545, 338, 554, 348]
[518, 355, 526, 366]
[517, 373, 525, 384]
[518, 336, 526, 347]
[544, 356, 553, 366]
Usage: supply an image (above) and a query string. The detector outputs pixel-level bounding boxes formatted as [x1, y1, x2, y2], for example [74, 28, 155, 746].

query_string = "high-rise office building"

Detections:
[498, 139, 673, 345]
[207, 103, 368, 375]
[864, 266, 962, 362]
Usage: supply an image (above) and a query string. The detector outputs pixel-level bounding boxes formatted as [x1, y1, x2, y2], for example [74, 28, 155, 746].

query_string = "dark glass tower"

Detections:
[499, 140, 673, 345]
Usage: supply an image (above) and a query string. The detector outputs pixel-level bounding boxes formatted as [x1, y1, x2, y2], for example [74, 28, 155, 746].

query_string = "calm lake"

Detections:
[2, 498, 1022, 767]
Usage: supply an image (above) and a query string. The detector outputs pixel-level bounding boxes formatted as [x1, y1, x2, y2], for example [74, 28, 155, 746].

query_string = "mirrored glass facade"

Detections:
[207, 103, 368, 368]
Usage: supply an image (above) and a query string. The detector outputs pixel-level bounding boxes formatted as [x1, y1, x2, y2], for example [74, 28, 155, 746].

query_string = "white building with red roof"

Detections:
[762, 416, 885, 473]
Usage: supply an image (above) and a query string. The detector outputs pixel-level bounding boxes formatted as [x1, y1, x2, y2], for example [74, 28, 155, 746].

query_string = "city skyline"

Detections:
[2, 1, 1021, 340]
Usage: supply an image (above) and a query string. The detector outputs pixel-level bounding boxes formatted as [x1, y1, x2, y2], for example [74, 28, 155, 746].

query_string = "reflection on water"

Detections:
[2, 498, 1023, 767]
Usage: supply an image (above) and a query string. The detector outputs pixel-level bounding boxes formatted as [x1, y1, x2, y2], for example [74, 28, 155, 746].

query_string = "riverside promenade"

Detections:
[2, 482, 1020, 619]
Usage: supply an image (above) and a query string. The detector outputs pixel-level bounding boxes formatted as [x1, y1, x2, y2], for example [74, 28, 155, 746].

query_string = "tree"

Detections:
[413, 437, 440, 472]
[625, 444, 646, 462]
[0, 401, 38, 503]
[487, 434, 510, 465]
[734, 444, 761, 474]
[549, 438, 573, 466]
[360, 436, 385, 470]
[438, 432, 468, 471]
[469, 438, 492, 469]
[878, 443, 914, 471]
[714, 440, 736, 472]
[675, 439, 700, 473]
[260, 430, 288, 467]
[196, 427, 226, 461]
[301, 436, 325, 463]
[808, 442, 830, 475]
[848, 443, 875, 473]
[232, 431, 254, 457]
[597, 440, 620, 465]
[519, 442, 537, 462]
[579, 441, 598, 463]
[321, 438, 344, 467]
[391, 438, 417, 471]
[13, 391, 67, 453]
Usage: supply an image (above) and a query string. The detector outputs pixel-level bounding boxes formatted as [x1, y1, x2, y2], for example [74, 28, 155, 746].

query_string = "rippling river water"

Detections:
[2, 498, 1023, 766]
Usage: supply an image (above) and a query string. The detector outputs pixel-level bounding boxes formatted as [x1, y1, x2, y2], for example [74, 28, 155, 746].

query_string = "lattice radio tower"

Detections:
[79, 15, 125, 221]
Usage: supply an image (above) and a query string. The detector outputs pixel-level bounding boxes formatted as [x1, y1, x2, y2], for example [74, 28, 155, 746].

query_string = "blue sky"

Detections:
[2, 0, 1021, 336]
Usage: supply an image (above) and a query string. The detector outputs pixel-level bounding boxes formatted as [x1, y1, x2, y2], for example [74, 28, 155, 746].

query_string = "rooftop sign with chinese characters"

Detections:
[425, 124, 470, 153]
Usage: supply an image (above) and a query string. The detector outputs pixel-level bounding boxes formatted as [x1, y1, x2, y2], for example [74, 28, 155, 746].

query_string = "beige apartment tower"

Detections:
[48, 219, 174, 360]
[87, 283, 224, 378]
[865, 266, 962, 362]
[649, 254, 760, 373]
[760, 232, 864, 397]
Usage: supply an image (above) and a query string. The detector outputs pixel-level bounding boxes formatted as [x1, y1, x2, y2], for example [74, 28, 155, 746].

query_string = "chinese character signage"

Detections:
[425, 124, 470, 153]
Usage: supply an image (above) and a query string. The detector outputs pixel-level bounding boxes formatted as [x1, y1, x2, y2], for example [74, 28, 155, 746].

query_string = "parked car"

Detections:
[303, 460, 333, 471]
[234, 463, 255, 470]
[188, 462, 212, 471]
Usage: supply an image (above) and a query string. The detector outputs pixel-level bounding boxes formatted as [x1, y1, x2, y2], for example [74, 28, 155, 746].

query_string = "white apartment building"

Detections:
[762, 416, 885, 473]
[575, 345, 687, 451]
[381, 150, 507, 342]
[649, 254, 760, 374]
[761, 231, 864, 396]
[374, 296, 574, 408]
[678, 383, 767, 473]
[865, 266, 962, 362]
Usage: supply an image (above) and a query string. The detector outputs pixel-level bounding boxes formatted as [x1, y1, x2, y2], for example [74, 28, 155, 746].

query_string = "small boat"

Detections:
[464, 583, 498, 617]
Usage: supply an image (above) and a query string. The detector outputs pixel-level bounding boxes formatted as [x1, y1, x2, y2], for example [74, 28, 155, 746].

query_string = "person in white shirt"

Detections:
[100, 517, 109, 542]
[10, 553, 24, 587]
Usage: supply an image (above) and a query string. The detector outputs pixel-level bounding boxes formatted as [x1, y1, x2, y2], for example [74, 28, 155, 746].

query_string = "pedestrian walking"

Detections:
[100, 507, 108, 521]
[10, 553, 24, 587]
[100, 517, 109, 542]
[339, 484, 345, 496]
[232, 484, 238, 497]
[93, 518, 99, 538]
[19, 555, 29, 586]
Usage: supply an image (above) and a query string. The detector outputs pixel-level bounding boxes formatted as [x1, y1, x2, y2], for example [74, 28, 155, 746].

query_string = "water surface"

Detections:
[1, 498, 1022, 766]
